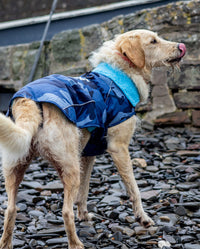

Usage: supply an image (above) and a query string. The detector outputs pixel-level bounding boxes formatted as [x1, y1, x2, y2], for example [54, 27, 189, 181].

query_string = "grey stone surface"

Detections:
[0, 126, 200, 248]
[174, 92, 200, 109]
[0, 47, 10, 80]
[51, 29, 81, 65]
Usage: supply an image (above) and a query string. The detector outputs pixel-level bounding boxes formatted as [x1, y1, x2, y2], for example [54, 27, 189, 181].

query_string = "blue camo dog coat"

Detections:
[7, 63, 140, 156]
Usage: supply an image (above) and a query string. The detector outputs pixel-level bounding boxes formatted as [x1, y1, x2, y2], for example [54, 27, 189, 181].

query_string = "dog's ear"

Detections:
[117, 35, 145, 68]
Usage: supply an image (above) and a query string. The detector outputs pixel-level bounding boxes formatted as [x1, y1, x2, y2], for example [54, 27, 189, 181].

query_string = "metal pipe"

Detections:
[28, 0, 58, 83]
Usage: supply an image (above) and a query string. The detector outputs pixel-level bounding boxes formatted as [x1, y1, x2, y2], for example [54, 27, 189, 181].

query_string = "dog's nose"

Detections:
[178, 43, 186, 58]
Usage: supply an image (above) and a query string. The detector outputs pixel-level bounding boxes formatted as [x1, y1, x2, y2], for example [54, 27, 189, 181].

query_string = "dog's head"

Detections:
[115, 30, 186, 69]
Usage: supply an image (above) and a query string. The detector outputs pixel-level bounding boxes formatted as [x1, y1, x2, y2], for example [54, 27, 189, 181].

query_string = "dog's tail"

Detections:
[0, 113, 32, 156]
[0, 99, 41, 161]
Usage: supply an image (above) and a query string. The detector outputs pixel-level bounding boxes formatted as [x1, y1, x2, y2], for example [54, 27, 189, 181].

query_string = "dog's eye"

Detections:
[151, 39, 157, 44]
[123, 52, 127, 57]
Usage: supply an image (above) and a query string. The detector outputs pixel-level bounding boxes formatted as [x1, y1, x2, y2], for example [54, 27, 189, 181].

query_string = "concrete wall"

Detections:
[0, 0, 200, 126]
[1, 0, 124, 22]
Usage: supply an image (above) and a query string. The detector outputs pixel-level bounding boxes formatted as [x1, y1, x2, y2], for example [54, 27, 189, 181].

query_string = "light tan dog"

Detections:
[0, 30, 186, 249]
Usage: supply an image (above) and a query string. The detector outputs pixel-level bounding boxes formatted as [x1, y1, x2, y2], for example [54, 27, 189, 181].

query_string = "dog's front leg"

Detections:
[107, 118, 154, 228]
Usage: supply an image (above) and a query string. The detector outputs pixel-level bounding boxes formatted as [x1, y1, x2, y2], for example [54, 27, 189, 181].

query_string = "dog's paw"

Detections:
[69, 241, 84, 249]
[135, 212, 155, 228]
[77, 210, 94, 221]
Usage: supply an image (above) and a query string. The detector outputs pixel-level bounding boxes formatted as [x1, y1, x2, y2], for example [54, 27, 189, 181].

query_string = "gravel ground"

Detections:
[0, 125, 200, 249]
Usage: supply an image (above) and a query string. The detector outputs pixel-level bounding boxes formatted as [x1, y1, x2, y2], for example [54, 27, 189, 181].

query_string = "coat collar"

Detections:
[93, 62, 140, 107]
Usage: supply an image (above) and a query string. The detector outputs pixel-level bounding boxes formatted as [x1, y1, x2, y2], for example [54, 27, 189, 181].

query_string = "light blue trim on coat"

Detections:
[93, 62, 140, 107]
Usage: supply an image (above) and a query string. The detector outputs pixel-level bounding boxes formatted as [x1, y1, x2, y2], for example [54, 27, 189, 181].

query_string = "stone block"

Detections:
[51, 29, 81, 65]
[0, 47, 10, 80]
[101, 15, 124, 40]
[151, 68, 167, 86]
[144, 91, 176, 123]
[154, 94, 176, 115]
[152, 85, 169, 98]
[192, 110, 200, 127]
[81, 24, 103, 59]
[154, 111, 191, 126]
[168, 64, 200, 90]
[11, 45, 29, 81]
[124, 12, 148, 32]
[11, 43, 47, 84]
[174, 92, 200, 109]
[23, 48, 46, 84]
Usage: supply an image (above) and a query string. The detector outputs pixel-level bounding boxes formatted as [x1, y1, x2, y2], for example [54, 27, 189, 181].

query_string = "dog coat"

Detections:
[7, 63, 140, 156]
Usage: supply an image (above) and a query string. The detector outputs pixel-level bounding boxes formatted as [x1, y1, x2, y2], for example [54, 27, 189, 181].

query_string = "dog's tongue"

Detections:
[178, 43, 186, 58]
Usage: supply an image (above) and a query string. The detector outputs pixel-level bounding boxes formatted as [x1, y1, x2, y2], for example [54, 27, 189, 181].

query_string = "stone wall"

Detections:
[0, 0, 200, 126]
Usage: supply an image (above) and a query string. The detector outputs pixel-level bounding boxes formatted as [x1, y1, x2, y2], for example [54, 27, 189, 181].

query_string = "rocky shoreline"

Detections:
[0, 125, 200, 249]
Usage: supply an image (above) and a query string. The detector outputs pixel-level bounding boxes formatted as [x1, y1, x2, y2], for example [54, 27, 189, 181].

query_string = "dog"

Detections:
[0, 30, 186, 249]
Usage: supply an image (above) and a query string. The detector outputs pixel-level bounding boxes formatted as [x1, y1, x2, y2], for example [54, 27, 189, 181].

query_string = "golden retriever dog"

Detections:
[0, 30, 186, 249]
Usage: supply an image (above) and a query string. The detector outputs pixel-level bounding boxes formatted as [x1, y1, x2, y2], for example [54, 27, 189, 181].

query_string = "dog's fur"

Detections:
[0, 30, 185, 249]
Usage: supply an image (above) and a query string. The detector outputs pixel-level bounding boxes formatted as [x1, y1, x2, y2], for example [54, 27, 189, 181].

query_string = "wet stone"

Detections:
[175, 202, 200, 211]
[29, 239, 37, 248]
[16, 213, 31, 223]
[108, 209, 120, 219]
[132, 158, 147, 168]
[181, 235, 196, 243]
[46, 237, 68, 245]
[176, 182, 199, 190]
[153, 182, 171, 190]
[141, 190, 160, 201]
[161, 226, 177, 234]
[21, 181, 43, 190]
[123, 227, 135, 236]
[174, 206, 187, 216]
[118, 212, 129, 222]
[146, 165, 159, 172]
[156, 214, 178, 226]
[184, 243, 200, 249]
[17, 203, 27, 212]
[13, 238, 26, 247]
[28, 210, 44, 218]
[112, 231, 123, 241]
[100, 195, 121, 204]
[78, 227, 96, 237]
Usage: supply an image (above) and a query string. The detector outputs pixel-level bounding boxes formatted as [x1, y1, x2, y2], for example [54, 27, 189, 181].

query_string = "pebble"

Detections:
[141, 190, 160, 201]
[176, 182, 200, 190]
[17, 203, 27, 212]
[28, 210, 44, 218]
[13, 238, 26, 247]
[123, 227, 135, 236]
[134, 226, 149, 235]
[158, 240, 171, 248]
[46, 237, 68, 245]
[174, 206, 187, 216]
[161, 225, 177, 234]
[132, 158, 147, 168]
[159, 215, 171, 222]
[184, 243, 200, 249]
[0, 126, 199, 248]
[112, 231, 123, 241]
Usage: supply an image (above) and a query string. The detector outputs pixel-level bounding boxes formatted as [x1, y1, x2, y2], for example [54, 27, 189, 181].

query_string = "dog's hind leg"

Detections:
[0, 159, 32, 249]
[76, 156, 96, 221]
[0, 98, 41, 249]
[107, 117, 155, 228]
[38, 104, 84, 249]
